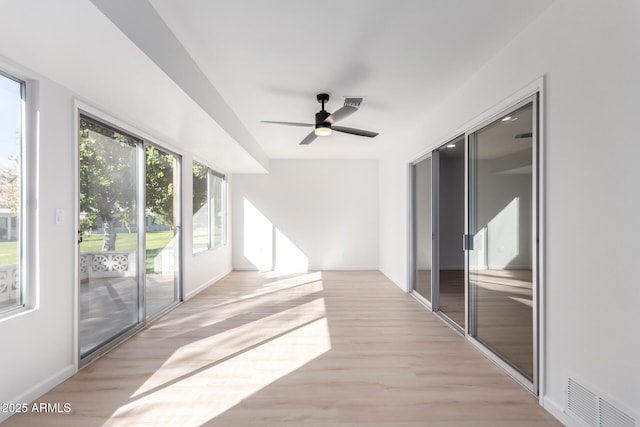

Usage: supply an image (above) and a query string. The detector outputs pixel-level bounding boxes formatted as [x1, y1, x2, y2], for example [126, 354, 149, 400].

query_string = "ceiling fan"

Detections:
[261, 93, 379, 145]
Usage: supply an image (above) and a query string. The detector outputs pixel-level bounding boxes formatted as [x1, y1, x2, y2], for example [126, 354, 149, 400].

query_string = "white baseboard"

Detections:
[310, 266, 378, 271]
[231, 265, 379, 272]
[232, 265, 259, 271]
[543, 395, 572, 426]
[0, 364, 75, 423]
[379, 270, 406, 292]
[184, 268, 232, 300]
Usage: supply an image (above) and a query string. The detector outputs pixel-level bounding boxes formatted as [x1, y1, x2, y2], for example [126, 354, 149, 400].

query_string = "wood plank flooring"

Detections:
[4, 271, 560, 426]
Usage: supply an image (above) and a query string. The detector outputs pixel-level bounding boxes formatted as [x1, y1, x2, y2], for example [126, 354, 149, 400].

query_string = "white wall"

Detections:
[181, 153, 233, 299]
[0, 63, 77, 418]
[0, 60, 232, 423]
[232, 159, 378, 271]
[379, 0, 640, 421]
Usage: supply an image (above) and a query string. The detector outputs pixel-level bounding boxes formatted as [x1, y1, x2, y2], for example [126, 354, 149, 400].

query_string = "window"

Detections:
[192, 161, 209, 252]
[211, 172, 226, 248]
[192, 161, 226, 253]
[0, 71, 25, 314]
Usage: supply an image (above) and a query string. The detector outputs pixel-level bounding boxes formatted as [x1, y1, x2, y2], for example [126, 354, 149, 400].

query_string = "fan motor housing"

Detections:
[315, 110, 331, 126]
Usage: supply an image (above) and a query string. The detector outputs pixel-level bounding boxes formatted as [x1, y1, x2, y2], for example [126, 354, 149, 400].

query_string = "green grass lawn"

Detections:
[0, 240, 18, 265]
[0, 230, 175, 269]
[0, 228, 223, 269]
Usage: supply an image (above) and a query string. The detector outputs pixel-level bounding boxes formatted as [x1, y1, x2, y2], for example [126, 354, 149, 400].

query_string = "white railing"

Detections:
[79, 251, 136, 281]
[1, 251, 137, 302]
[0, 264, 18, 303]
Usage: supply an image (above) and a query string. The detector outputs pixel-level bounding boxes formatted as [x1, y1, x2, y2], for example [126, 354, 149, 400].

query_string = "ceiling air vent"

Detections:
[567, 377, 637, 427]
[344, 97, 364, 109]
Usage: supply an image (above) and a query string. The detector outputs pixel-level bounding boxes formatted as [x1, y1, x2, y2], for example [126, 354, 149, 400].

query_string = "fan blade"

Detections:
[299, 131, 318, 145]
[333, 126, 378, 138]
[325, 105, 358, 124]
[261, 120, 313, 127]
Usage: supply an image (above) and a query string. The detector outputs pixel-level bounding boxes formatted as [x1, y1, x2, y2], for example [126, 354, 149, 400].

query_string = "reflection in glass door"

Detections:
[436, 137, 466, 330]
[79, 115, 183, 362]
[145, 146, 181, 319]
[468, 98, 537, 387]
[412, 156, 432, 303]
[79, 116, 141, 358]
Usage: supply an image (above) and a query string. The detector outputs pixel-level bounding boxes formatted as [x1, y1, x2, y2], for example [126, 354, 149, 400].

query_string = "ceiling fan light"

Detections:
[314, 124, 332, 136]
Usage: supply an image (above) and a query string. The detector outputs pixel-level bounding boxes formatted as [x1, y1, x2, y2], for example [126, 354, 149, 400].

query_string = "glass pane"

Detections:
[79, 116, 140, 357]
[192, 162, 208, 252]
[211, 173, 225, 248]
[413, 157, 432, 302]
[469, 103, 534, 380]
[0, 74, 22, 312]
[145, 146, 179, 318]
[437, 138, 465, 328]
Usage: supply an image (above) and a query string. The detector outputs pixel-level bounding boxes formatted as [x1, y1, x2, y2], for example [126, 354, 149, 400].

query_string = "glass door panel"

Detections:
[145, 146, 180, 318]
[413, 157, 432, 302]
[79, 116, 141, 358]
[436, 137, 465, 329]
[468, 101, 536, 382]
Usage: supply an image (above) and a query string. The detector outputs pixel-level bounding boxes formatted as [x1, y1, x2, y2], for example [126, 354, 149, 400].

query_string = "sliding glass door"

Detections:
[410, 94, 540, 393]
[79, 116, 142, 357]
[145, 146, 181, 319]
[411, 137, 466, 332]
[435, 137, 466, 330]
[467, 97, 538, 388]
[412, 156, 433, 303]
[79, 114, 182, 362]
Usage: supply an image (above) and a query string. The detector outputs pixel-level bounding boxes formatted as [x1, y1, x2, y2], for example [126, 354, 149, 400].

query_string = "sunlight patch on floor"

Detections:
[107, 316, 331, 425]
[150, 272, 324, 335]
[111, 290, 332, 425]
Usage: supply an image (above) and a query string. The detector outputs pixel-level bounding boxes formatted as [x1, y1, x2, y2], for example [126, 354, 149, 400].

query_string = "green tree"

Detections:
[79, 118, 138, 251]
[80, 118, 179, 252]
[192, 161, 208, 214]
[145, 146, 176, 227]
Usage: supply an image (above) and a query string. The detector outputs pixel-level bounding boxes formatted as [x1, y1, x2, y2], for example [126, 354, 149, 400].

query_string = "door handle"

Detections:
[463, 234, 473, 251]
[78, 229, 83, 244]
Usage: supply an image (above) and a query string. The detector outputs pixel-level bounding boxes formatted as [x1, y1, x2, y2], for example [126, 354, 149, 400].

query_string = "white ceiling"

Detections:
[0, 0, 268, 173]
[149, 0, 554, 159]
[0, 0, 554, 172]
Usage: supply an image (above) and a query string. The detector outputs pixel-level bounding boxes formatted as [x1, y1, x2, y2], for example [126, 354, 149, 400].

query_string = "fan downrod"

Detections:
[316, 93, 330, 110]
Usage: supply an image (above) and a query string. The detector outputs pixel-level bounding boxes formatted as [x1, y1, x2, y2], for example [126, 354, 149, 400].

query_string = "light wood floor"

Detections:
[5, 271, 559, 426]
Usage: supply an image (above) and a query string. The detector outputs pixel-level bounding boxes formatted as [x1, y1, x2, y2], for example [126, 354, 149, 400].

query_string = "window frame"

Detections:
[0, 69, 27, 317]
[191, 161, 226, 253]
[209, 170, 227, 249]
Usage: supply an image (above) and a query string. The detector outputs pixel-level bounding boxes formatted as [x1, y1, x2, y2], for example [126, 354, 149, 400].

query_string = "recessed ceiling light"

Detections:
[501, 116, 512, 121]
[447, 144, 456, 148]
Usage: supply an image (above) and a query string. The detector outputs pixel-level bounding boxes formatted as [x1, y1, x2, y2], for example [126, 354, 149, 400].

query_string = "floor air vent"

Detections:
[567, 377, 636, 427]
